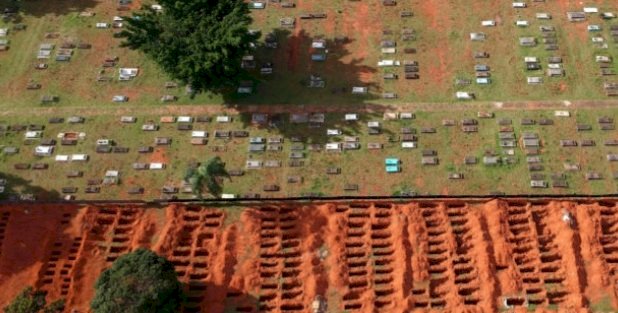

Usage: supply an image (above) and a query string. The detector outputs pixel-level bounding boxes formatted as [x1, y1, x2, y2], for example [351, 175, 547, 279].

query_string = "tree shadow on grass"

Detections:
[225, 28, 379, 106]
[0, 171, 60, 201]
[221, 28, 398, 142]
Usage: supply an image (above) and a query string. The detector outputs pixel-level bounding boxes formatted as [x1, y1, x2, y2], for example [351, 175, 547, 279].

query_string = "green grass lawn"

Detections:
[1, 107, 617, 200]
[1, 0, 618, 200]
[0, 0, 617, 109]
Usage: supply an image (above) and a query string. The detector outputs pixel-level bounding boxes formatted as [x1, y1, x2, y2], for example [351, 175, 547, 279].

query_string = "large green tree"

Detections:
[3, 287, 64, 313]
[90, 249, 184, 313]
[120, 0, 258, 92]
[185, 156, 228, 197]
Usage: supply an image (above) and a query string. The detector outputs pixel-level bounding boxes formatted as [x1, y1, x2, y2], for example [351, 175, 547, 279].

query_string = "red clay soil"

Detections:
[416, 0, 454, 92]
[149, 147, 169, 164]
[1, 200, 618, 312]
[340, 1, 377, 84]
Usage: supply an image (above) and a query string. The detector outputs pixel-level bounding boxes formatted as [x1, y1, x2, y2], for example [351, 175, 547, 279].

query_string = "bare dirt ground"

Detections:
[1, 199, 618, 312]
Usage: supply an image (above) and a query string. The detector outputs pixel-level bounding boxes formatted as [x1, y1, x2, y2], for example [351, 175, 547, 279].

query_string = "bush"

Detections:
[185, 156, 228, 197]
[90, 249, 184, 313]
[3, 287, 64, 313]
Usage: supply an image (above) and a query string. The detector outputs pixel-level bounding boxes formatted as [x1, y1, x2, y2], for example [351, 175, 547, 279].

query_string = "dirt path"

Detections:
[2, 99, 618, 118]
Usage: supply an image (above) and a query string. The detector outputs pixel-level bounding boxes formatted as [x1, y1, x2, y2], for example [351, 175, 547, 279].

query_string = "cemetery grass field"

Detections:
[1, 0, 618, 199]
[0, 0, 618, 109]
[1, 108, 617, 200]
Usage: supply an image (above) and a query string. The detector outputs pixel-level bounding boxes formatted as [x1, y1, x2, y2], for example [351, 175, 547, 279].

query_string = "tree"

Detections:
[42, 301, 64, 313]
[120, 0, 259, 93]
[90, 249, 184, 313]
[3, 287, 64, 313]
[185, 157, 229, 198]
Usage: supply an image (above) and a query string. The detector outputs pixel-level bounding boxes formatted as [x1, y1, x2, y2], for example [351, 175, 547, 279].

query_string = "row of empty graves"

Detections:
[163, 207, 224, 312]
[35, 207, 141, 299]
[29, 208, 139, 297]
[35, 211, 83, 298]
[256, 206, 310, 312]
[378, 2, 418, 99]
[502, 201, 576, 308]
[335, 202, 415, 311]
[333, 201, 597, 311]
[594, 201, 618, 294]
[28, 207, 144, 298]
[332, 202, 486, 310]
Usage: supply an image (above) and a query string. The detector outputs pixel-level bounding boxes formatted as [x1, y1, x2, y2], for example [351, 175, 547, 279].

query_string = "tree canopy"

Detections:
[3, 287, 64, 313]
[120, 0, 258, 93]
[185, 156, 228, 197]
[90, 249, 184, 313]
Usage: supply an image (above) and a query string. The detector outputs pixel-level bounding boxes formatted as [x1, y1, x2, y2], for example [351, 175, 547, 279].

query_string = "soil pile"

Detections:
[0, 200, 616, 312]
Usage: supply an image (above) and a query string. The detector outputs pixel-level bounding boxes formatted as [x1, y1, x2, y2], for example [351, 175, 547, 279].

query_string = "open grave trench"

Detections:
[93, 207, 141, 264]
[256, 206, 306, 313]
[33, 210, 83, 299]
[0, 200, 617, 312]
[502, 201, 584, 308]
[334, 202, 399, 312]
[164, 206, 224, 313]
[592, 201, 618, 295]
[411, 202, 486, 310]
[33, 206, 143, 300]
